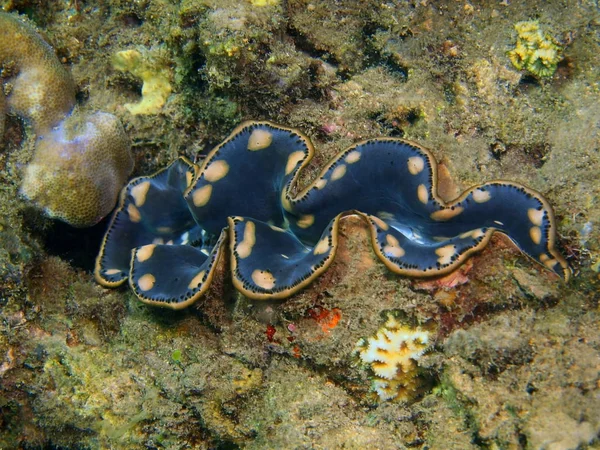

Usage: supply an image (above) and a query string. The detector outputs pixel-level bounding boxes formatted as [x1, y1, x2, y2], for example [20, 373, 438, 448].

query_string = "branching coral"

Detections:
[355, 314, 430, 402]
[0, 12, 133, 227]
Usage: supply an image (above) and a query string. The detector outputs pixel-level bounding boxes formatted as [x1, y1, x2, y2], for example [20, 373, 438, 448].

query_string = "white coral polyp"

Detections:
[356, 315, 430, 401]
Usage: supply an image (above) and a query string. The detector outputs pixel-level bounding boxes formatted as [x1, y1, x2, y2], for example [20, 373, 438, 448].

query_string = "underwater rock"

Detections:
[0, 91, 5, 139]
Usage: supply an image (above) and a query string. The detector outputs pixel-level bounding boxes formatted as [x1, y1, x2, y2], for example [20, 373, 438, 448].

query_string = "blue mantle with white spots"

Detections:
[95, 121, 570, 309]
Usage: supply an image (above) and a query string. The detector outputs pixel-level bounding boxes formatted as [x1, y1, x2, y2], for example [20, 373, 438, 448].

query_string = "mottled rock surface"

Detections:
[0, 0, 598, 448]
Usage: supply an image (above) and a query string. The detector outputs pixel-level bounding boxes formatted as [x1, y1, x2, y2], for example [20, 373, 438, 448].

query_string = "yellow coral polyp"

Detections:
[112, 49, 172, 115]
[508, 20, 563, 78]
[249, 0, 280, 6]
[355, 315, 430, 402]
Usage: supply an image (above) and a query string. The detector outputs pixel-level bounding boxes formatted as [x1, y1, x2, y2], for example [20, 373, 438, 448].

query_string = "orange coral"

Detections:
[308, 306, 342, 334]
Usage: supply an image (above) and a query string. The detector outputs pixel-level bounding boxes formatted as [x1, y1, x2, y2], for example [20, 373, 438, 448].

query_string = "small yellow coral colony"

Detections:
[355, 314, 430, 402]
[249, 0, 280, 6]
[112, 49, 172, 115]
[508, 20, 563, 78]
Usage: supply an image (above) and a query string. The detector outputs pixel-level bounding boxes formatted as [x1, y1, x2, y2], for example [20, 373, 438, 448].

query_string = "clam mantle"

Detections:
[95, 121, 569, 308]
